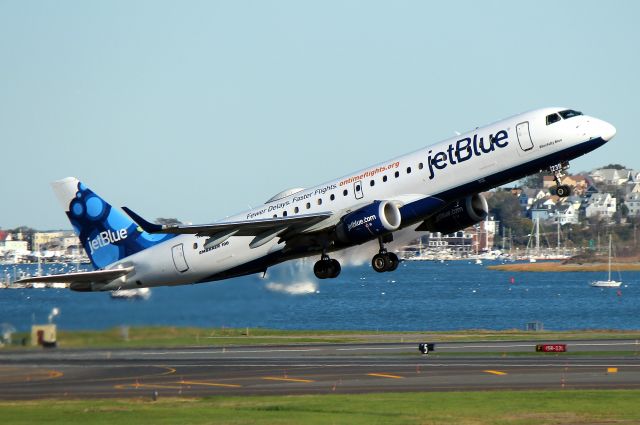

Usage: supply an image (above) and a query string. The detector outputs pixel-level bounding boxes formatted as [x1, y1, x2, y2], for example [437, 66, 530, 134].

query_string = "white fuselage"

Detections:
[106, 108, 615, 289]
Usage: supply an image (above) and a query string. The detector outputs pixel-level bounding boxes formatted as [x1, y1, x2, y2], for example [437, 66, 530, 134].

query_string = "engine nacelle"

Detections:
[419, 194, 488, 235]
[337, 200, 402, 244]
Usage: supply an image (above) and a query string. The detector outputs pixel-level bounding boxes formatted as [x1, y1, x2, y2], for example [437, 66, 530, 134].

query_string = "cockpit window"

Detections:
[558, 109, 582, 119]
[546, 113, 561, 125]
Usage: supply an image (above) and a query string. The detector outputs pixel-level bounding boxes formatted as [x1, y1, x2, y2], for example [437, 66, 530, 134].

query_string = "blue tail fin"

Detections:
[52, 177, 175, 269]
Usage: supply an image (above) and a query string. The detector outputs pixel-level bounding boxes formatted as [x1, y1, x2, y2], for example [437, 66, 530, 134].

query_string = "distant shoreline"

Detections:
[488, 262, 640, 272]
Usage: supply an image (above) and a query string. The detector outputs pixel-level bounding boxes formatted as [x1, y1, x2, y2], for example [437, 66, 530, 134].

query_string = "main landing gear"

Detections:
[313, 254, 341, 279]
[549, 161, 571, 198]
[372, 235, 400, 273]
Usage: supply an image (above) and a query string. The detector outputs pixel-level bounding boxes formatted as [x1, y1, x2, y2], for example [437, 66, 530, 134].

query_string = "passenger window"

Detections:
[343, 189, 348, 196]
[317, 198, 322, 205]
[306, 202, 311, 209]
[394, 171, 400, 178]
[294, 206, 299, 213]
[418, 163, 423, 170]
[546, 113, 561, 125]
[330, 194, 335, 201]
[283, 211, 287, 217]
[370, 180, 375, 187]
[407, 167, 412, 174]
[383, 175, 388, 182]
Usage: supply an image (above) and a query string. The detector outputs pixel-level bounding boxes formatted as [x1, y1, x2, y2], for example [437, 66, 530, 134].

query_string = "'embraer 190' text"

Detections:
[88, 229, 128, 254]
[426, 130, 509, 180]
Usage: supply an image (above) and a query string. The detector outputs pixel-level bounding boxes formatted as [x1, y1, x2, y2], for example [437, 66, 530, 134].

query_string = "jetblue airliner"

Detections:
[20, 108, 615, 291]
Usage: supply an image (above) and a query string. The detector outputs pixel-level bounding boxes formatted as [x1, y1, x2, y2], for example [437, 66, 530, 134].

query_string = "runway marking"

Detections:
[483, 370, 507, 376]
[114, 383, 183, 390]
[607, 368, 618, 374]
[337, 347, 407, 351]
[0, 368, 64, 383]
[179, 380, 242, 388]
[262, 377, 315, 383]
[138, 348, 323, 355]
[159, 366, 177, 375]
[367, 373, 404, 379]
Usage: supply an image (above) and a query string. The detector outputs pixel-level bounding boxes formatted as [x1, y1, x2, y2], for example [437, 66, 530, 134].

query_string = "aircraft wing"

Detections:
[122, 207, 333, 237]
[15, 267, 134, 284]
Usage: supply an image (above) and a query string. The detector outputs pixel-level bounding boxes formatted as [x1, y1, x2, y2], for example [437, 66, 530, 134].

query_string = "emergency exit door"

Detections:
[171, 243, 189, 273]
[516, 121, 534, 151]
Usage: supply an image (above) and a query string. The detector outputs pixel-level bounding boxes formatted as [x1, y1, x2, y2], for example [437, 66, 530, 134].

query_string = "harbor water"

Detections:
[1, 260, 638, 332]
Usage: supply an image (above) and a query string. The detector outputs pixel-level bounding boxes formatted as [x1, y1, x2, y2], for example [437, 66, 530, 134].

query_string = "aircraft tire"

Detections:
[556, 185, 571, 198]
[386, 252, 400, 271]
[314, 260, 329, 279]
[329, 259, 341, 278]
[372, 253, 389, 273]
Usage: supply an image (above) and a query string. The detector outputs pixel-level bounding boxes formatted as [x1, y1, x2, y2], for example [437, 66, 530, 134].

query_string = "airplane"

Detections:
[18, 107, 616, 291]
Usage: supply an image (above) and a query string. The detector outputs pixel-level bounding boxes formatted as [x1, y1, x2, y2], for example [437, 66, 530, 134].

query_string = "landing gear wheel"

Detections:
[313, 260, 328, 279]
[313, 256, 341, 279]
[329, 259, 341, 278]
[372, 253, 389, 273]
[556, 185, 571, 198]
[386, 252, 400, 271]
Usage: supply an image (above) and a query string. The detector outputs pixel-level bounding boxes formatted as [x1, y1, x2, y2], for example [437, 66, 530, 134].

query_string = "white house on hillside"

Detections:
[585, 193, 617, 218]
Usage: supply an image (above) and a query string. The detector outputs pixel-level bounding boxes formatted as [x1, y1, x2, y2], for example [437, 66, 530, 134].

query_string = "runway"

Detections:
[1, 339, 639, 399]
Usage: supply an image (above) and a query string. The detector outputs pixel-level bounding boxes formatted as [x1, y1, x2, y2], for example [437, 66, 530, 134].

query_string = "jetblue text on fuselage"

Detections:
[426, 129, 509, 180]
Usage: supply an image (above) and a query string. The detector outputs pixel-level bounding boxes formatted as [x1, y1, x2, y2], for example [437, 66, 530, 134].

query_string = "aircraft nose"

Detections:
[600, 120, 616, 141]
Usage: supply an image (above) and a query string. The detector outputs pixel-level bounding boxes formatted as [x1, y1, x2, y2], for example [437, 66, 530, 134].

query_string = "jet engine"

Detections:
[418, 194, 488, 235]
[336, 200, 402, 244]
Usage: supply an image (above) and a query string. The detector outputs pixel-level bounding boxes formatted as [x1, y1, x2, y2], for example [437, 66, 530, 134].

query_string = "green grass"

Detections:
[1, 390, 639, 424]
[6, 327, 640, 349]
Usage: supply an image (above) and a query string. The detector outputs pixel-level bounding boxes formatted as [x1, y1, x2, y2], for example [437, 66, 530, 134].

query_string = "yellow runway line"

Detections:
[262, 377, 315, 383]
[179, 380, 242, 388]
[159, 367, 177, 375]
[367, 373, 404, 379]
[114, 383, 183, 390]
[483, 370, 507, 376]
[47, 370, 64, 379]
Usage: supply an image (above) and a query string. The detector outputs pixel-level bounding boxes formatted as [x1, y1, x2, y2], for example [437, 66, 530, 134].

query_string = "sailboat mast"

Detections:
[608, 234, 612, 281]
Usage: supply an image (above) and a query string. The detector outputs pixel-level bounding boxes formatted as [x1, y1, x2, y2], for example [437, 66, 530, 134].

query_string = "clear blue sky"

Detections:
[1, 1, 638, 230]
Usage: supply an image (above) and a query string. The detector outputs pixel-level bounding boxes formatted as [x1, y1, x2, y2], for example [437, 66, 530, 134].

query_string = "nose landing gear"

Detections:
[549, 161, 572, 198]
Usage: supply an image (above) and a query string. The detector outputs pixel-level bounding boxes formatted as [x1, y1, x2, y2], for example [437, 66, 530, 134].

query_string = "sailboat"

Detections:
[590, 234, 621, 288]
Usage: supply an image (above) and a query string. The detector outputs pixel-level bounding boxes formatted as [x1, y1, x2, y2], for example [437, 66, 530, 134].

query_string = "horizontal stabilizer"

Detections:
[15, 267, 134, 284]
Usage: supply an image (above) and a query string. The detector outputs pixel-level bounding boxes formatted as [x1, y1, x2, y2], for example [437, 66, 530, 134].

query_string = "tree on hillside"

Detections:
[487, 190, 532, 244]
[154, 218, 183, 225]
[600, 164, 627, 170]
[520, 172, 544, 188]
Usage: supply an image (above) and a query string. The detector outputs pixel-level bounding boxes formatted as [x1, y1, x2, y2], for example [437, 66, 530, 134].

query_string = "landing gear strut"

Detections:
[549, 161, 571, 198]
[313, 254, 341, 279]
[372, 235, 400, 273]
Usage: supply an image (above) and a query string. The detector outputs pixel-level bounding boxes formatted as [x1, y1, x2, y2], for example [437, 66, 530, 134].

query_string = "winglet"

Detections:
[122, 206, 167, 233]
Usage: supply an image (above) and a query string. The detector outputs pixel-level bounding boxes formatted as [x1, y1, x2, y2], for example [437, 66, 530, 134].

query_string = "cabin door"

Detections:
[171, 243, 189, 273]
[516, 121, 534, 151]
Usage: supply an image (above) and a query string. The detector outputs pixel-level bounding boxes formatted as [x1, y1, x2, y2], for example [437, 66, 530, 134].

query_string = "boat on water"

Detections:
[591, 234, 621, 288]
[110, 287, 152, 300]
